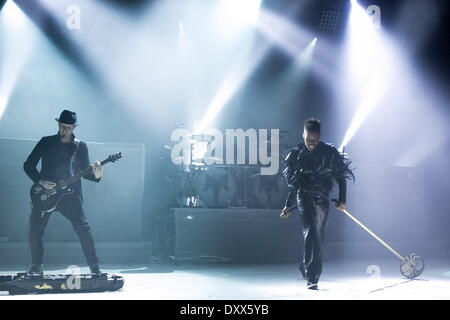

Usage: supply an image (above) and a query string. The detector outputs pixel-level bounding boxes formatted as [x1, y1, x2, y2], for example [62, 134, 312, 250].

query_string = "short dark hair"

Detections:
[304, 118, 321, 133]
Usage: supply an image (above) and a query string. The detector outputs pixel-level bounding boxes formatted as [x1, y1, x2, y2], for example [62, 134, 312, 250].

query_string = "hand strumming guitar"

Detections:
[93, 161, 103, 179]
[39, 180, 56, 190]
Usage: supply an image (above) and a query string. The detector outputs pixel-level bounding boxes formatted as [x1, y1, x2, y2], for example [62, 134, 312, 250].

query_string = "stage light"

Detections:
[336, 0, 448, 168]
[2, 0, 27, 30]
[0, 0, 35, 121]
[217, 0, 262, 35]
[297, 37, 317, 64]
[221, 0, 261, 25]
[338, 1, 389, 151]
[319, 9, 341, 32]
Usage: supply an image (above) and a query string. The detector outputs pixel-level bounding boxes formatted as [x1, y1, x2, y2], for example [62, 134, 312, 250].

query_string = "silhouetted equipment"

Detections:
[175, 163, 287, 209]
[157, 207, 300, 263]
[163, 127, 291, 209]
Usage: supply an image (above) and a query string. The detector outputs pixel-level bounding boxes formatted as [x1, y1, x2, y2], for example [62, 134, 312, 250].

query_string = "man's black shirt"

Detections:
[23, 133, 100, 200]
[283, 141, 353, 208]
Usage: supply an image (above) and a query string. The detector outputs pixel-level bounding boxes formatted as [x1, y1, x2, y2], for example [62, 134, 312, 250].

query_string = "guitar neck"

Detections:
[63, 158, 109, 186]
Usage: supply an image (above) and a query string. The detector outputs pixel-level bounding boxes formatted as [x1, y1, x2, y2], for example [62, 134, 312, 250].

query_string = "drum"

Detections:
[248, 172, 287, 209]
[195, 165, 236, 208]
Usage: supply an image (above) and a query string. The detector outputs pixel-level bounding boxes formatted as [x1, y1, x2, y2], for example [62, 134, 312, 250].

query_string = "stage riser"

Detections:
[155, 208, 440, 263]
[170, 208, 302, 262]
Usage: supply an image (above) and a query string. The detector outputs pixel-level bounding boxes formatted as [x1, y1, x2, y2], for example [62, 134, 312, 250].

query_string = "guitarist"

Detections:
[23, 110, 102, 275]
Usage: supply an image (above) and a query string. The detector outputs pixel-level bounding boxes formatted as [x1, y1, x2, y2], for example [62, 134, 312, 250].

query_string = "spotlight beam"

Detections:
[13, 0, 104, 89]
[257, 8, 341, 86]
[268, 37, 318, 112]
[0, 0, 32, 120]
[195, 42, 269, 134]
[193, 0, 264, 134]
[257, 9, 311, 57]
[0, 96, 7, 119]
[339, 1, 390, 151]
[195, 35, 317, 135]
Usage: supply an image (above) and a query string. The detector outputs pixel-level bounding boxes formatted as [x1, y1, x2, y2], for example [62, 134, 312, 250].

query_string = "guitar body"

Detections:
[30, 183, 74, 213]
[28, 152, 122, 213]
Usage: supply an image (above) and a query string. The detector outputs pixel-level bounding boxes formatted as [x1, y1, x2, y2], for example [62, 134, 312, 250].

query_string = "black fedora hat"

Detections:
[55, 110, 78, 126]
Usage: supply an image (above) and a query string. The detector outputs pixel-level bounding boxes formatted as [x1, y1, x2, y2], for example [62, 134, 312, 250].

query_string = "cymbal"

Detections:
[203, 157, 223, 162]
[188, 133, 213, 142]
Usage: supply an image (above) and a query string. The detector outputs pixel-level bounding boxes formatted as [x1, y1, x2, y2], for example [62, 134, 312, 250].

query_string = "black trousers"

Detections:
[297, 192, 329, 284]
[28, 194, 99, 266]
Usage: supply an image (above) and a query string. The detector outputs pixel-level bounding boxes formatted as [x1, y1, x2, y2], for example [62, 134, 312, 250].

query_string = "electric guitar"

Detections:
[30, 152, 122, 213]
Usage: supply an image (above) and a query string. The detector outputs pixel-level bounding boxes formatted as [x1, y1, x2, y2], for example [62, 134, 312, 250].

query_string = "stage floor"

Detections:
[1, 258, 450, 299]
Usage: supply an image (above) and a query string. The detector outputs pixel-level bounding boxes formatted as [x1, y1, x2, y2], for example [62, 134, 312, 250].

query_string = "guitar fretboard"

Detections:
[61, 158, 111, 188]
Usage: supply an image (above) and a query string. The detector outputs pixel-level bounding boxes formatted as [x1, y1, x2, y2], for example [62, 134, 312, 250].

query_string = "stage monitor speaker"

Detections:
[172, 208, 301, 263]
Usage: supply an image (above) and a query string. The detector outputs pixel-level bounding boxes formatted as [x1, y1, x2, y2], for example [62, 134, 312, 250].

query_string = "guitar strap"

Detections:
[70, 138, 80, 176]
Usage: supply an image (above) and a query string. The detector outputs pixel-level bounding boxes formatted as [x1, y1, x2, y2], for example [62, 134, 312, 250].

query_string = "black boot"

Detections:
[27, 264, 43, 276]
[89, 263, 101, 274]
[307, 281, 318, 290]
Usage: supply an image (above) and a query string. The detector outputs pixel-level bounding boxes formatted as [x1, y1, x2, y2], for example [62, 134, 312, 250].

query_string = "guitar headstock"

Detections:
[105, 152, 122, 164]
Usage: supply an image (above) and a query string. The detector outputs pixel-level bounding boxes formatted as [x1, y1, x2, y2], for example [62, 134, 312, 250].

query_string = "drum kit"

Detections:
[169, 131, 292, 208]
